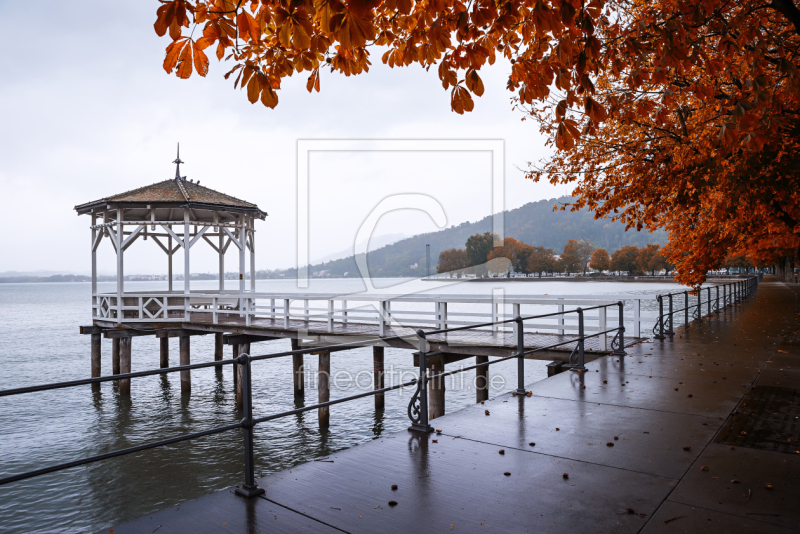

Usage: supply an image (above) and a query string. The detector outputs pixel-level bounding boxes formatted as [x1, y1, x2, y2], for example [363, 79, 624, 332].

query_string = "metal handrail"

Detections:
[652, 276, 759, 339]
[0, 300, 627, 499]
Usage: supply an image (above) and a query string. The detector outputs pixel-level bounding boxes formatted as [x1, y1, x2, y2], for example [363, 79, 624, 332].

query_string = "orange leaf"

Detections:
[192, 41, 209, 77]
[246, 74, 260, 103]
[176, 40, 193, 78]
[163, 39, 185, 74]
[261, 86, 279, 108]
[451, 86, 474, 114]
[306, 68, 320, 92]
[154, 2, 177, 37]
[465, 69, 484, 97]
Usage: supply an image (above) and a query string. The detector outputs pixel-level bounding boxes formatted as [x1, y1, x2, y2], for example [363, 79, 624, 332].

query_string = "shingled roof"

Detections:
[74, 178, 266, 218]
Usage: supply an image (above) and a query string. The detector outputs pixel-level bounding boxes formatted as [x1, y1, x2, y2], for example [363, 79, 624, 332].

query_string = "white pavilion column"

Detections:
[184, 210, 191, 293]
[116, 208, 124, 322]
[91, 211, 97, 302]
[219, 222, 224, 292]
[168, 234, 173, 292]
[249, 217, 256, 292]
[239, 216, 246, 293]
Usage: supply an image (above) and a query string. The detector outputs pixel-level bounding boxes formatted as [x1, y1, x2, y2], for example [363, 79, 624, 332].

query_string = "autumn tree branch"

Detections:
[770, 0, 800, 35]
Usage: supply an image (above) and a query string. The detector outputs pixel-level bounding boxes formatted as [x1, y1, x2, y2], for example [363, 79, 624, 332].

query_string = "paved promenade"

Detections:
[103, 278, 800, 533]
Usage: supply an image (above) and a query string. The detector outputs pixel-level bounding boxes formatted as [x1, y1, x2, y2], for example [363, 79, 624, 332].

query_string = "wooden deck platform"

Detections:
[100, 279, 800, 534]
[95, 313, 643, 360]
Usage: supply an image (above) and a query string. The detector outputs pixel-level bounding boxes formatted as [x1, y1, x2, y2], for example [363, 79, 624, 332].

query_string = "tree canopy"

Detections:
[589, 248, 610, 271]
[153, 0, 800, 285]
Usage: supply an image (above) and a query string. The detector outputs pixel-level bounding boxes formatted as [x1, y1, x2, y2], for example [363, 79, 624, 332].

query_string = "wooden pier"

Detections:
[100, 277, 800, 534]
[75, 157, 647, 417]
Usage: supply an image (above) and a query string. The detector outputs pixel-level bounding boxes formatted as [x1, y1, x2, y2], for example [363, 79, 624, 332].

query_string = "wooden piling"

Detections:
[180, 333, 190, 394]
[160, 337, 169, 369]
[235, 343, 249, 410]
[318, 351, 330, 428]
[428, 356, 445, 419]
[119, 337, 132, 395]
[292, 338, 304, 398]
[112, 337, 120, 376]
[233, 343, 239, 390]
[214, 333, 223, 361]
[475, 355, 489, 403]
[373, 346, 385, 410]
[91, 333, 101, 391]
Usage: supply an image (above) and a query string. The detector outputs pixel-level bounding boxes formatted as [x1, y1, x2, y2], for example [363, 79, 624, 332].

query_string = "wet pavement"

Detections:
[101, 278, 800, 533]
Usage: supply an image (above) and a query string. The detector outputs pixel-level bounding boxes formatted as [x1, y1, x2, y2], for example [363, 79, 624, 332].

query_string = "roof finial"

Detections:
[173, 142, 185, 180]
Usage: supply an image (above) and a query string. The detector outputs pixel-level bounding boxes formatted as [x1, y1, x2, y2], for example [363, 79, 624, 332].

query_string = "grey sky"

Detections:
[0, 1, 571, 275]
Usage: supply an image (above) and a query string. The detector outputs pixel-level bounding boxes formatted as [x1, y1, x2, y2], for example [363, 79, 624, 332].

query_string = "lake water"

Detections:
[0, 278, 683, 533]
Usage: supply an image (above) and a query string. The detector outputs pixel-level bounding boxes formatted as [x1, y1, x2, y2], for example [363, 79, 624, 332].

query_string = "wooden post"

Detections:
[236, 342, 249, 410]
[373, 346, 385, 410]
[291, 338, 304, 398]
[214, 333, 224, 361]
[119, 337, 131, 395]
[318, 351, 330, 428]
[180, 333, 190, 394]
[91, 333, 101, 391]
[428, 356, 445, 419]
[160, 337, 169, 368]
[232, 342, 239, 390]
[112, 338, 120, 375]
[475, 355, 489, 403]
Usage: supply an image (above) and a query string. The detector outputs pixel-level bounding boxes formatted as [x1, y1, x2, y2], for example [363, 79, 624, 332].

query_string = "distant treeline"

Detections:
[437, 234, 670, 277]
[0, 274, 98, 284]
[278, 196, 669, 278]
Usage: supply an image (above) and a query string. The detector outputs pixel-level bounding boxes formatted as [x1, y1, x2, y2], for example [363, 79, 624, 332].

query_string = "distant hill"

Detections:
[285, 196, 668, 278]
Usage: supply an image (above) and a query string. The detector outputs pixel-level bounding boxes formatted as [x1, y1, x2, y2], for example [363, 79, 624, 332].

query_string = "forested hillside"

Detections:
[288, 197, 667, 278]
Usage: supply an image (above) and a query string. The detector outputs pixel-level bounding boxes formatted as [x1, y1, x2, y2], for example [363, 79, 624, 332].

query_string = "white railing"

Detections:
[93, 290, 656, 346]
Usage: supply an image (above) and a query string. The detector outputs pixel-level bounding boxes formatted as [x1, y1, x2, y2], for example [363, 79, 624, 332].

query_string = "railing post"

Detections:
[572, 308, 586, 371]
[327, 300, 334, 332]
[666, 294, 674, 336]
[409, 330, 433, 433]
[613, 302, 625, 357]
[379, 301, 386, 337]
[341, 300, 347, 325]
[283, 298, 290, 328]
[515, 315, 526, 395]
[715, 285, 720, 312]
[684, 291, 689, 327]
[557, 301, 565, 335]
[707, 287, 711, 317]
[654, 296, 665, 339]
[235, 353, 264, 498]
[599, 305, 608, 349]
[634, 299, 641, 337]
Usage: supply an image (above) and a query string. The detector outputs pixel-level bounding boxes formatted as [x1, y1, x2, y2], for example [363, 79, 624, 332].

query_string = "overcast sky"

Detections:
[0, 1, 572, 275]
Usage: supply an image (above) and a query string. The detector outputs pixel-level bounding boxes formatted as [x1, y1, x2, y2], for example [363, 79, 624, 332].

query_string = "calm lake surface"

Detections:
[0, 278, 683, 533]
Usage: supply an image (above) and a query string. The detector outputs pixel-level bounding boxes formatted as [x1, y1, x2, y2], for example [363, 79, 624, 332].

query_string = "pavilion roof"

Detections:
[74, 178, 266, 218]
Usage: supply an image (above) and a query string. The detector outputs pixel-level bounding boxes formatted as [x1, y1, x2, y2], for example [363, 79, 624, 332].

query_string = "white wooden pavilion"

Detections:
[74, 151, 267, 324]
